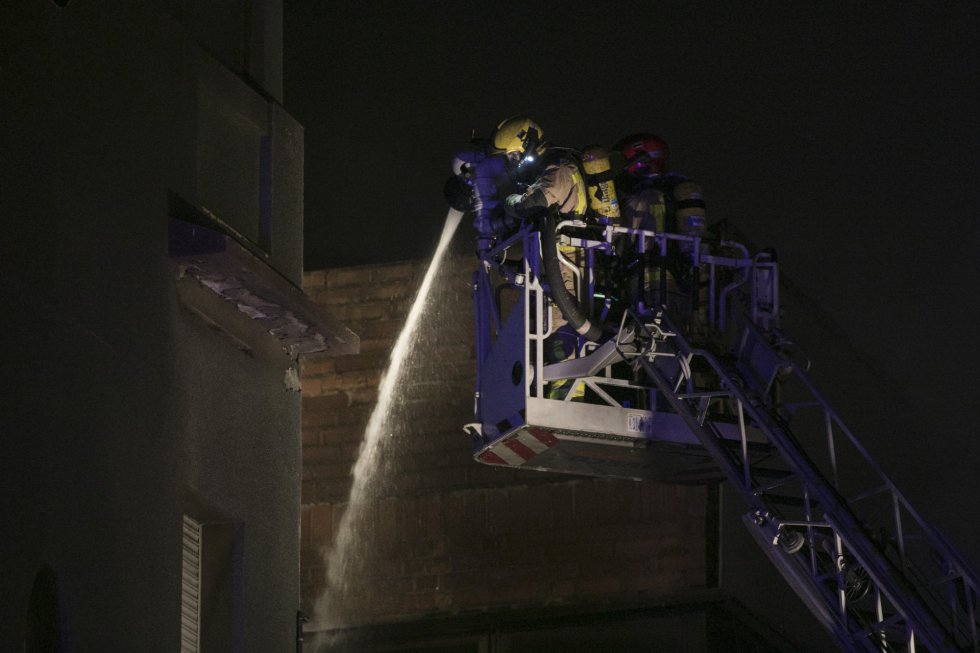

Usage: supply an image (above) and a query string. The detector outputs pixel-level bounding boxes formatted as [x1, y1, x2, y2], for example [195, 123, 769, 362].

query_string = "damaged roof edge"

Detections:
[169, 216, 359, 360]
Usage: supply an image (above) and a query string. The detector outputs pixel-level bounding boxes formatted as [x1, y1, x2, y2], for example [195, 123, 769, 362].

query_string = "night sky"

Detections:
[284, 2, 980, 647]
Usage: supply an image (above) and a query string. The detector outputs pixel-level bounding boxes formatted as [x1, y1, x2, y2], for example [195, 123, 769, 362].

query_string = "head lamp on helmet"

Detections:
[492, 116, 545, 164]
[615, 133, 669, 178]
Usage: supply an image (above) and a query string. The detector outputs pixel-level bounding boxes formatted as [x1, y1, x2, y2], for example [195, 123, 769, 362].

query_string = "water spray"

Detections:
[309, 208, 464, 635]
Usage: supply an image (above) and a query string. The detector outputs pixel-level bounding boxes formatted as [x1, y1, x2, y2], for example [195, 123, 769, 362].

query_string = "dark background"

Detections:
[284, 2, 980, 648]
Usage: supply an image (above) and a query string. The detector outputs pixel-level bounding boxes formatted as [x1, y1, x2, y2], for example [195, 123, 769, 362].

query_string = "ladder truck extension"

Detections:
[464, 208, 980, 652]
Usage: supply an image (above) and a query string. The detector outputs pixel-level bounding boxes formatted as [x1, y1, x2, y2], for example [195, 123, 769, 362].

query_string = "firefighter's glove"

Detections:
[443, 175, 473, 211]
[504, 194, 524, 217]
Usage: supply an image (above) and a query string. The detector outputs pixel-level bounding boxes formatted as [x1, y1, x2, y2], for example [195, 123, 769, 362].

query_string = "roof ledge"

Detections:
[168, 216, 358, 360]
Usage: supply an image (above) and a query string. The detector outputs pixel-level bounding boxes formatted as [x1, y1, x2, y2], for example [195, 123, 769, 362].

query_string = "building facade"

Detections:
[2, 2, 354, 651]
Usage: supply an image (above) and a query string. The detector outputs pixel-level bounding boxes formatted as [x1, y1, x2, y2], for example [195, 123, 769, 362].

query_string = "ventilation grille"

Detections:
[181, 515, 202, 653]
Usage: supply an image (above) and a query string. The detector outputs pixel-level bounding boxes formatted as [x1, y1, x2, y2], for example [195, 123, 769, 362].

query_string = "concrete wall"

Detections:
[1, 2, 305, 650]
[300, 256, 713, 632]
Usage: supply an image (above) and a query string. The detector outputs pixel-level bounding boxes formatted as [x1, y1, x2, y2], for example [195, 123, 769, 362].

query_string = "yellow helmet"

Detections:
[491, 116, 544, 160]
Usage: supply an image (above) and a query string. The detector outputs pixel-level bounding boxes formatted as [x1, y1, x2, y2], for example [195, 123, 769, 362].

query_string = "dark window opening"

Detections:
[25, 564, 64, 653]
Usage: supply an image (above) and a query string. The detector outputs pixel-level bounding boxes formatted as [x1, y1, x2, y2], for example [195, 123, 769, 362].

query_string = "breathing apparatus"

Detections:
[581, 145, 620, 224]
[672, 180, 707, 238]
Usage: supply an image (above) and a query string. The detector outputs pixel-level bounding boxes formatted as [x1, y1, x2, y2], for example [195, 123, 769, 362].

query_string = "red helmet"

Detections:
[615, 133, 669, 178]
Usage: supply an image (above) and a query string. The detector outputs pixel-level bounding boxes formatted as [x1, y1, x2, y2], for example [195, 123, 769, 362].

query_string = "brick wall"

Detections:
[300, 255, 712, 629]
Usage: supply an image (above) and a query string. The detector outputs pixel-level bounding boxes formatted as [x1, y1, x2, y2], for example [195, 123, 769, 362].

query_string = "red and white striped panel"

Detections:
[477, 427, 558, 466]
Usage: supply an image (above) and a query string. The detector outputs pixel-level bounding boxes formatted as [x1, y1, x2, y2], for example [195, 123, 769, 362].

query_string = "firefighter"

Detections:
[496, 117, 590, 328]
[613, 133, 707, 325]
[495, 116, 588, 314]
[492, 117, 588, 222]
[446, 116, 587, 239]
[615, 133, 706, 243]
[493, 116, 592, 399]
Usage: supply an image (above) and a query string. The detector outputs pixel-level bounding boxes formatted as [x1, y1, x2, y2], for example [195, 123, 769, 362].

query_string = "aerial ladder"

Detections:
[464, 201, 980, 652]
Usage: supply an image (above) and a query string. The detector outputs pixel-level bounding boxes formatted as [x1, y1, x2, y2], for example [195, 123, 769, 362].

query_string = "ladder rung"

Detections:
[849, 483, 890, 503]
[757, 493, 805, 508]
